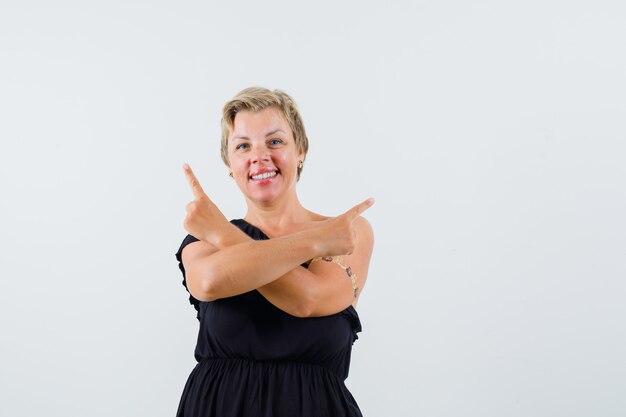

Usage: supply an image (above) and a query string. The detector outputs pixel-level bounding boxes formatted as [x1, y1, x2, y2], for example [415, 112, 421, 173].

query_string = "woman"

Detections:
[175, 87, 374, 417]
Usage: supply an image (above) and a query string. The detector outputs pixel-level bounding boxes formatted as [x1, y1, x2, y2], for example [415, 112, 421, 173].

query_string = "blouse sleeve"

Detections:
[175, 234, 201, 315]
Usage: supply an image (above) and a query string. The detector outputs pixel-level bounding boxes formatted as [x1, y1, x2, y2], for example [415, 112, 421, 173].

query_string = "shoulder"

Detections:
[355, 215, 373, 233]
[355, 216, 374, 247]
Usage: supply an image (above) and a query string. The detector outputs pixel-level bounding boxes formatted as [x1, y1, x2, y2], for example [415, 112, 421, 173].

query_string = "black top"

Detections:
[174, 219, 363, 417]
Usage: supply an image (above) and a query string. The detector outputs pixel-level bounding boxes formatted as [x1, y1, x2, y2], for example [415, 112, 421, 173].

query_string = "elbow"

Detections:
[291, 302, 315, 318]
[291, 289, 319, 318]
[293, 288, 353, 318]
[198, 283, 220, 302]
[187, 266, 222, 302]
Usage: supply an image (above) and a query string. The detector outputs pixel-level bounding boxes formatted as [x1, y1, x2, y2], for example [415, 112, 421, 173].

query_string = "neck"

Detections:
[243, 191, 311, 233]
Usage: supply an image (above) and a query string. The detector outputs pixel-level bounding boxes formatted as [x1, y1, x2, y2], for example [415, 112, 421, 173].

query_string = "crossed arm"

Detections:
[180, 164, 374, 318]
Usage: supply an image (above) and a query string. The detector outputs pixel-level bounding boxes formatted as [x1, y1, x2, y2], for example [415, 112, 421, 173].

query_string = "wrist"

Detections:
[213, 223, 251, 249]
[302, 227, 325, 258]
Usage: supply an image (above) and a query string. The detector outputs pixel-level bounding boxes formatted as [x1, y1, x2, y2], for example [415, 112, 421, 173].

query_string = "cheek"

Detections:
[230, 154, 246, 168]
[276, 154, 294, 167]
[230, 160, 247, 178]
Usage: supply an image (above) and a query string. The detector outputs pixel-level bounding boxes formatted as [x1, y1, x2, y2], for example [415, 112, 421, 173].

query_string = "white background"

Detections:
[1, 1, 625, 416]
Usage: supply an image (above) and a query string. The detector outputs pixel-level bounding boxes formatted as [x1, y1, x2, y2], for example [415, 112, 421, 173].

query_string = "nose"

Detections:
[250, 145, 270, 164]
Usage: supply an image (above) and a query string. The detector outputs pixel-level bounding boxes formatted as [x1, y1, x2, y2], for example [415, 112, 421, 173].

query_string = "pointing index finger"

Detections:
[347, 197, 375, 219]
[183, 163, 208, 200]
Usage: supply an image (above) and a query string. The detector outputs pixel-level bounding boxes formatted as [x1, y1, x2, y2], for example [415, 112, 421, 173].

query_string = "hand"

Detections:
[182, 163, 231, 245]
[314, 198, 375, 257]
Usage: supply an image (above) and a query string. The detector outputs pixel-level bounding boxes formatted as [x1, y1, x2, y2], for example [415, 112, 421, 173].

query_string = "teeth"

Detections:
[251, 171, 277, 180]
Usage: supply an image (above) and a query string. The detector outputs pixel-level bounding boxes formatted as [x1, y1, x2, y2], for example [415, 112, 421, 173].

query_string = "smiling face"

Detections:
[227, 106, 304, 205]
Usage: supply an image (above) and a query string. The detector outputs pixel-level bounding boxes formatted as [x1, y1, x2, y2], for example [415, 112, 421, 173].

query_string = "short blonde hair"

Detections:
[220, 87, 309, 179]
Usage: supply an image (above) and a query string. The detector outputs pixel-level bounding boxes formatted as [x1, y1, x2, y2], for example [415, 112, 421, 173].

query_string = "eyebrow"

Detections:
[264, 129, 285, 137]
[233, 129, 286, 141]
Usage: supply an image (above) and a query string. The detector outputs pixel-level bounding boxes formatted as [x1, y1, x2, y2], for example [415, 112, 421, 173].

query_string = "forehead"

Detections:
[230, 107, 292, 139]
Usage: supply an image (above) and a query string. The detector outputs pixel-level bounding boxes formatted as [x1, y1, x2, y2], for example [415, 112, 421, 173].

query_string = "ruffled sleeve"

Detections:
[174, 220, 255, 316]
[175, 234, 201, 316]
[341, 306, 362, 344]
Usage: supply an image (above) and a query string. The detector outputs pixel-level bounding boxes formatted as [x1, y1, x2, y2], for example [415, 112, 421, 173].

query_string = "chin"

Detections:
[248, 191, 281, 204]
[244, 174, 292, 203]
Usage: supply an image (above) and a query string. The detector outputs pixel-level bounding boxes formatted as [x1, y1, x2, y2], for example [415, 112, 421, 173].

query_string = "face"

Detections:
[227, 107, 304, 204]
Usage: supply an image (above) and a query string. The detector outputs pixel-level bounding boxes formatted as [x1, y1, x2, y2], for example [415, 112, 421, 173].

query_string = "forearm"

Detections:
[257, 268, 356, 317]
[188, 220, 370, 317]
[258, 218, 373, 316]
[189, 224, 321, 301]
[217, 224, 359, 317]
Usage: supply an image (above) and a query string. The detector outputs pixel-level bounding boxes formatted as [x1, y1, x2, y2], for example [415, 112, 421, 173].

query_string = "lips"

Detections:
[251, 171, 277, 180]
[249, 169, 279, 181]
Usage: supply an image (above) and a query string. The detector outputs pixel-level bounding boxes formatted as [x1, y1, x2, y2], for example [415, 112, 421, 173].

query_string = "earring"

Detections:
[297, 160, 303, 169]
[229, 172, 233, 177]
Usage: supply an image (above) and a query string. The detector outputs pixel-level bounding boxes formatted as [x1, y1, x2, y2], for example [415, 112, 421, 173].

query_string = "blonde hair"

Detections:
[220, 87, 309, 179]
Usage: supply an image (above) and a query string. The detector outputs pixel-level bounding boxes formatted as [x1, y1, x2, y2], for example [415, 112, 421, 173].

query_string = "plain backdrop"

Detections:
[1, 1, 625, 416]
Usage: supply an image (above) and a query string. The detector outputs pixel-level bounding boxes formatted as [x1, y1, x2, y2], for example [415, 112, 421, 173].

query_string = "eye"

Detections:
[235, 143, 249, 150]
[269, 138, 283, 146]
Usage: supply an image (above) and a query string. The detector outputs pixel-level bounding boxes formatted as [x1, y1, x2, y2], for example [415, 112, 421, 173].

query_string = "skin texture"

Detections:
[181, 107, 374, 317]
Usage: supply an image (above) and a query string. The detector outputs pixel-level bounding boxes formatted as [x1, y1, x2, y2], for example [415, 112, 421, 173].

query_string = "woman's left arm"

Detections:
[256, 216, 374, 317]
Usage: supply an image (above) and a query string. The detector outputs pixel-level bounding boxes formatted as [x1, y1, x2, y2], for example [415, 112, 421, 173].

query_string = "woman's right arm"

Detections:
[180, 165, 328, 300]
[182, 225, 321, 301]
